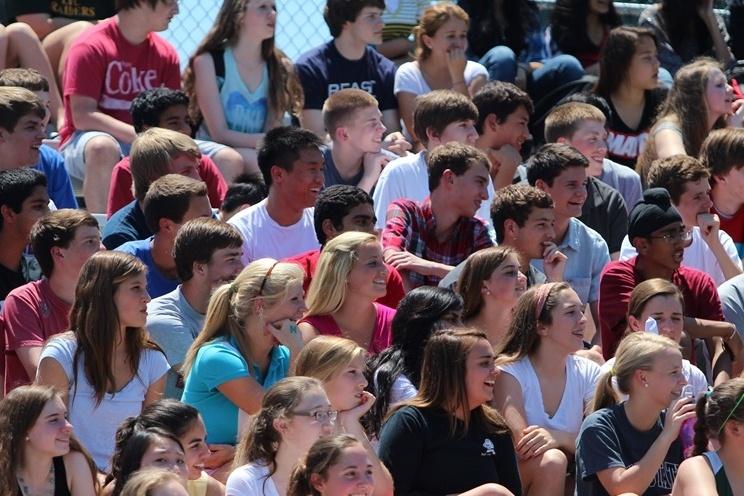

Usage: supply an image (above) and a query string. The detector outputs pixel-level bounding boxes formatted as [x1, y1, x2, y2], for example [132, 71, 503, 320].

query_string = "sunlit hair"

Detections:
[458, 246, 519, 321]
[120, 468, 186, 496]
[692, 377, 744, 455]
[636, 58, 727, 183]
[494, 282, 573, 366]
[295, 336, 367, 384]
[592, 332, 680, 411]
[287, 435, 365, 496]
[700, 128, 744, 184]
[181, 259, 304, 377]
[68, 251, 160, 405]
[0, 385, 99, 496]
[304, 232, 379, 317]
[398, 327, 508, 435]
[182, 0, 303, 128]
[413, 3, 469, 61]
[233, 377, 325, 482]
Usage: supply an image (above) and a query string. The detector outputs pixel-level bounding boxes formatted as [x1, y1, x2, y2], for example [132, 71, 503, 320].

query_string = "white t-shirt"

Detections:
[38, 333, 169, 470]
[394, 61, 488, 139]
[600, 356, 708, 402]
[228, 198, 320, 265]
[226, 462, 280, 496]
[372, 151, 495, 233]
[619, 226, 742, 286]
[499, 355, 601, 435]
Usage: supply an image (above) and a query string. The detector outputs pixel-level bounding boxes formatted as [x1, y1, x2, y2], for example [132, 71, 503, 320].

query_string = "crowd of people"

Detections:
[0, 0, 744, 495]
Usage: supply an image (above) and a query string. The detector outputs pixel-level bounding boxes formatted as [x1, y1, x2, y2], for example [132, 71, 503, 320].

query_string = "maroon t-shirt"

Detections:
[2, 279, 70, 393]
[599, 256, 724, 359]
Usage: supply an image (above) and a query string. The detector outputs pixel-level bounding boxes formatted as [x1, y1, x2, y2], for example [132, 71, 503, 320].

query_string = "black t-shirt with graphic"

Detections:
[605, 87, 667, 168]
[378, 405, 522, 496]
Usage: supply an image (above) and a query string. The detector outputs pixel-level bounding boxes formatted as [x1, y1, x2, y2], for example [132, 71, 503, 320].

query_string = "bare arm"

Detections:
[381, 109, 400, 134]
[493, 371, 576, 455]
[468, 74, 487, 97]
[36, 357, 70, 405]
[377, 38, 413, 59]
[299, 109, 328, 141]
[16, 346, 42, 382]
[69, 94, 137, 144]
[671, 456, 718, 496]
[64, 450, 97, 496]
[143, 372, 166, 407]
[192, 53, 264, 148]
[216, 376, 266, 415]
[395, 91, 419, 148]
[654, 128, 686, 159]
[16, 14, 74, 40]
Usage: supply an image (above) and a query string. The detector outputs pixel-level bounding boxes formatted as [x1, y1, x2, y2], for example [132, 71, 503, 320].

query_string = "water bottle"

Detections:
[679, 384, 696, 458]
[645, 317, 658, 334]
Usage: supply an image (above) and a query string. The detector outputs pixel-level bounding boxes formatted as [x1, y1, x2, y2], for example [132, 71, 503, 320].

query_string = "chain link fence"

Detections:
[163, 0, 731, 71]
[162, 0, 329, 70]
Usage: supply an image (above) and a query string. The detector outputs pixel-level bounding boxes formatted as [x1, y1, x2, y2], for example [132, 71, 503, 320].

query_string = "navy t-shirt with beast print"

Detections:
[295, 41, 396, 111]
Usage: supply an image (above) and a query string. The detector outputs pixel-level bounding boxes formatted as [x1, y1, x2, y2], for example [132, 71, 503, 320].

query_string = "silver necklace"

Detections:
[16, 462, 55, 496]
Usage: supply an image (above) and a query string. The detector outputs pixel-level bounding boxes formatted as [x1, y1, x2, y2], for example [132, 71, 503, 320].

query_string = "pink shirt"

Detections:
[300, 303, 395, 354]
[61, 17, 181, 144]
[2, 279, 70, 393]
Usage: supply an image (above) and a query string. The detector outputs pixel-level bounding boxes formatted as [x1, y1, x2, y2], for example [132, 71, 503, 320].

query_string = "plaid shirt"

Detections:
[382, 197, 493, 287]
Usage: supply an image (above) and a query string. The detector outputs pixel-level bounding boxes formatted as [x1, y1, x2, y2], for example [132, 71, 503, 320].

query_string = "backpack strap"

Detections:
[208, 47, 226, 85]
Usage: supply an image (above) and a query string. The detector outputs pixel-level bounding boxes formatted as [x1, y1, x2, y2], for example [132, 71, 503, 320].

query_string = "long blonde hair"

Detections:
[304, 232, 379, 317]
[592, 332, 680, 412]
[295, 336, 367, 383]
[181, 259, 304, 377]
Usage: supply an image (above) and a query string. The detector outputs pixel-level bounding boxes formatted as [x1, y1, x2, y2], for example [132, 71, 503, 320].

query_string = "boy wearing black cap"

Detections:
[598, 188, 738, 361]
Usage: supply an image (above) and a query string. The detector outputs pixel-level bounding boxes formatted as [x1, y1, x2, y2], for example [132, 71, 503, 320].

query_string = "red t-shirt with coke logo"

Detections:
[60, 17, 181, 144]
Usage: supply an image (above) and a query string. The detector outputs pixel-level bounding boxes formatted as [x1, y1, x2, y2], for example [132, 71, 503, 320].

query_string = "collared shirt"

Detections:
[531, 217, 610, 305]
[382, 198, 493, 288]
[578, 176, 628, 255]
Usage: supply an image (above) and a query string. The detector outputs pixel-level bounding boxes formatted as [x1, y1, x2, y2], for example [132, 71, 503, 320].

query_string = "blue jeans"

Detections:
[479, 46, 585, 102]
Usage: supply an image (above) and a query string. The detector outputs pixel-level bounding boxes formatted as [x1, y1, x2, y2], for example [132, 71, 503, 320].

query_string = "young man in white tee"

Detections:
[373, 90, 494, 229]
[229, 126, 325, 264]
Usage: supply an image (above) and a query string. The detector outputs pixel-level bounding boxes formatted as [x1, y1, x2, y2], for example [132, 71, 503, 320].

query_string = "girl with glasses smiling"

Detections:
[227, 377, 334, 496]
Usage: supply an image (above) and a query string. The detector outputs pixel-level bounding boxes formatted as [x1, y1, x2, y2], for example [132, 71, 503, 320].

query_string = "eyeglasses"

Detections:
[649, 228, 693, 244]
[292, 409, 338, 423]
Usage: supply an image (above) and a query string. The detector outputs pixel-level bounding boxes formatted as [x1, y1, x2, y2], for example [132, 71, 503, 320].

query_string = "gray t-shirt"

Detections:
[146, 286, 204, 399]
[718, 273, 744, 340]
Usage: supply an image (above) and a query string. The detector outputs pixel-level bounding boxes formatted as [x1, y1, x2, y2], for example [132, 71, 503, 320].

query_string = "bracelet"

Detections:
[726, 326, 738, 341]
